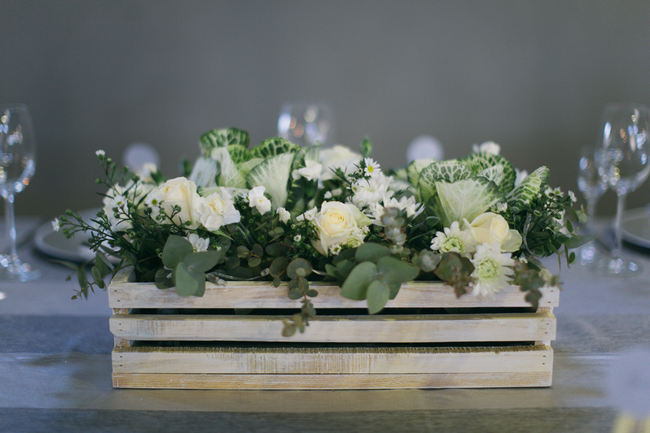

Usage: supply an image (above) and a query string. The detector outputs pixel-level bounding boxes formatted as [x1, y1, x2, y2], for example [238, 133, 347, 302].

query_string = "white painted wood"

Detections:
[112, 345, 552, 374]
[109, 311, 556, 343]
[108, 268, 559, 310]
[112, 370, 553, 389]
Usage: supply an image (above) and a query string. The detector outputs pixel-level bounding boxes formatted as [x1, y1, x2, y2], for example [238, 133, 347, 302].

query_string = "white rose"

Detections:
[196, 188, 240, 232]
[292, 159, 323, 181]
[186, 233, 209, 252]
[247, 186, 272, 215]
[318, 145, 362, 181]
[155, 177, 201, 228]
[311, 201, 371, 256]
[276, 207, 291, 223]
[468, 212, 522, 252]
[472, 141, 501, 155]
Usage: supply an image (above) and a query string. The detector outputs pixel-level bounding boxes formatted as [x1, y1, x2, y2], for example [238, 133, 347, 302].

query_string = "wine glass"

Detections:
[596, 103, 650, 275]
[0, 104, 39, 281]
[277, 103, 332, 147]
[576, 146, 607, 266]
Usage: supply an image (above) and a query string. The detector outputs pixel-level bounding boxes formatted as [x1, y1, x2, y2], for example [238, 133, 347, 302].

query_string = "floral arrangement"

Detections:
[57, 128, 583, 336]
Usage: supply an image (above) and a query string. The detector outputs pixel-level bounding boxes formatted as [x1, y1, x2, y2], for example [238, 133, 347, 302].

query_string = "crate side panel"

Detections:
[112, 345, 552, 374]
[109, 312, 556, 343]
[112, 370, 553, 390]
[109, 281, 559, 310]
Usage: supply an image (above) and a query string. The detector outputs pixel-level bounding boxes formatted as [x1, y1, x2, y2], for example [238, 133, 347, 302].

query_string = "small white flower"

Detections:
[291, 159, 323, 181]
[470, 243, 515, 297]
[296, 207, 317, 222]
[383, 195, 423, 218]
[276, 207, 291, 223]
[430, 221, 476, 257]
[351, 175, 391, 209]
[568, 190, 577, 203]
[95, 149, 105, 158]
[324, 191, 332, 199]
[293, 234, 302, 242]
[102, 190, 132, 232]
[51, 218, 60, 232]
[186, 233, 209, 252]
[330, 244, 342, 255]
[495, 202, 508, 213]
[247, 186, 272, 215]
[472, 141, 501, 155]
[363, 158, 381, 177]
[260, 268, 270, 277]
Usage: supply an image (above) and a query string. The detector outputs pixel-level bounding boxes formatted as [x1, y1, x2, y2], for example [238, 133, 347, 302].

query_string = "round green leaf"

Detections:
[287, 258, 312, 279]
[355, 243, 391, 262]
[341, 262, 377, 300]
[162, 235, 194, 269]
[183, 251, 220, 273]
[175, 262, 205, 297]
[367, 280, 390, 314]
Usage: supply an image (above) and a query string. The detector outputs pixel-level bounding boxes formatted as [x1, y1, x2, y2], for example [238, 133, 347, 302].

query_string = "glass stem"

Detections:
[585, 196, 597, 234]
[612, 192, 626, 259]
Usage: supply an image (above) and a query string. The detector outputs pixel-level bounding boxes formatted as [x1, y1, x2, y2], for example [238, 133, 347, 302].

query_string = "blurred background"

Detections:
[0, 0, 648, 216]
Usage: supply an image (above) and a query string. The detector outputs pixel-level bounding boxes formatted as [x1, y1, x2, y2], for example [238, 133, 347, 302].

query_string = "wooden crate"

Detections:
[108, 268, 559, 390]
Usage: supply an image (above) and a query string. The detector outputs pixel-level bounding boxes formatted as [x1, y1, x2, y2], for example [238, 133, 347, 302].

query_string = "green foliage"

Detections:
[249, 137, 299, 158]
[464, 153, 516, 195]
[507, 166, 550, 213]
[434, 252, 475, 297]
[360, 137, 372, 158]
[418, 160, 499, 226]
[199, 127, 250, 157]
[159, 235, 221, 297]
[336, 243, 420, 314]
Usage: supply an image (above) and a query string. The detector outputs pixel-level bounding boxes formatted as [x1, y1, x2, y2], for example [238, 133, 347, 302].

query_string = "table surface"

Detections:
[1, 218, 649, 433]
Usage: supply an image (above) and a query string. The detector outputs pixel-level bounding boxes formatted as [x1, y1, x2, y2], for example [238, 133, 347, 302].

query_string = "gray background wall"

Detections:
[0, 0, 648, 217]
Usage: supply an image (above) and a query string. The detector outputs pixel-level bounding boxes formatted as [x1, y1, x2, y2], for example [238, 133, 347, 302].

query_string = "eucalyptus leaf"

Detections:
[175, 262, 205, 297]
[270, 257, 289, 278]
[162, 235, 193, 269]
[355, 243, 391, 262]
[183, 251, 220, 273]
[341, 262, 377, 300]
[366, 280, 390, 314]
[376, 256, 419, 286]
[287, 258, 312, 279]
[154, 268, 173, 289]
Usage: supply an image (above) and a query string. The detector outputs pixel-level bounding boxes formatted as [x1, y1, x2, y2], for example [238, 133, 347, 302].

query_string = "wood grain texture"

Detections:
[112, 370, 553, 389]
[112, 345, 552, 374]
[108, 268, 559, 310]
[110, 311, 556, 343]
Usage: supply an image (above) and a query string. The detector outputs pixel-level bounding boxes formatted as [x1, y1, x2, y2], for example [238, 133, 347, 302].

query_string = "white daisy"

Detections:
[430, 221, 476, 257]
[470, 243, 515, 297]
[51, 218, 60, 232]
[363, 158, 381, 177]
[95, 149, 105, 158]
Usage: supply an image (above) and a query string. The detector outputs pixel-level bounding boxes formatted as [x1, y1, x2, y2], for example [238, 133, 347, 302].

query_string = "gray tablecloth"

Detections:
[1, 219, 649, 433]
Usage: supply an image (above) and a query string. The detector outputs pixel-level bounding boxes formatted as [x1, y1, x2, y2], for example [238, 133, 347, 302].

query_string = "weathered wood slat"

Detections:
[109, 268, 559, 310]
[112, 345, 552, 374]
[110, 311, 556, 343]
[112, 370, 553, 389]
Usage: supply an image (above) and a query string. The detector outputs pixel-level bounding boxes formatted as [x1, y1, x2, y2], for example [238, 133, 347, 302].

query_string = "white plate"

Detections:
[622, 206, 650, 249]
[34, 208, 100, 263]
